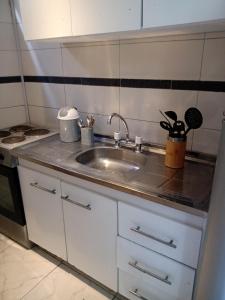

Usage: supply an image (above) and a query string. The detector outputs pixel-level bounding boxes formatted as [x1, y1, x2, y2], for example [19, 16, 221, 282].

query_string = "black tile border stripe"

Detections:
[23, 76, 225, 92]
[0, 76, 22, 84]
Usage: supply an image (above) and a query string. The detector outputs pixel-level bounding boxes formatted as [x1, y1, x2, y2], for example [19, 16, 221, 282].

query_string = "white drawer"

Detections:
[118, 237, 195, 300]
[118, 202, 202, 268]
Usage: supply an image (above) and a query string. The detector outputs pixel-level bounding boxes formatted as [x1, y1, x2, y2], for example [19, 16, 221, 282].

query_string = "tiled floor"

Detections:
[0, 233, 120, 300]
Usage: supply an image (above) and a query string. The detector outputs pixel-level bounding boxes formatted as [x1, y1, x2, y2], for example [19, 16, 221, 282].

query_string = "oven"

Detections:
[0, 164, 25, 225]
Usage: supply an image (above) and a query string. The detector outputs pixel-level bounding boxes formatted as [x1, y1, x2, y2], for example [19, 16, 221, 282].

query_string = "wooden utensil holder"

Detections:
[165, 137, 186, 169]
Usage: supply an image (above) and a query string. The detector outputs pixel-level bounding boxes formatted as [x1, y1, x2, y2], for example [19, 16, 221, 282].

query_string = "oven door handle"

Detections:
[30, 182, 56, 195]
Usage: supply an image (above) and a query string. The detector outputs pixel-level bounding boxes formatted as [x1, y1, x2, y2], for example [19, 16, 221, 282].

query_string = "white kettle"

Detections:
[57, 107, 80, 142]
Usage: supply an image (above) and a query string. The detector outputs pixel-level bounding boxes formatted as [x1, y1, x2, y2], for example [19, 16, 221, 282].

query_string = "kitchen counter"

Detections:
[12, 135, 214, 217]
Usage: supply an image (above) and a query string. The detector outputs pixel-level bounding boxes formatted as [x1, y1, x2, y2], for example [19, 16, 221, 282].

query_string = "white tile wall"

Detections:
[0, 0, 27, 129]
[120, 40, 204, 80]
[201, 38, 225, 81]
[65, 85, 119, 115]
[21, 49, 63, 76]
[62, 45, 119, 78]
[25, 83, 66, 108]
[28, 106, 58, 128]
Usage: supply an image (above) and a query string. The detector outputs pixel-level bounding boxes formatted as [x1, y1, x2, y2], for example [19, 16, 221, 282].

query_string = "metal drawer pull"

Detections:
[129, 289, 150, 300]
[61, 195, 91, 210]
[129, 261, 172, 286]
[130, 226, 177, 249]
[30, 182, 56, 194]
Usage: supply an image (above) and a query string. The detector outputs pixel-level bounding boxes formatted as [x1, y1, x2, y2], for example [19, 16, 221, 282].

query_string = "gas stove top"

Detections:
[0, 124, 58, 167]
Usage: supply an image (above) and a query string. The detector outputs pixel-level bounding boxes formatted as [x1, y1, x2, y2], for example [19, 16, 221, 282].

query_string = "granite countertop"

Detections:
[12, 135, 215, 217]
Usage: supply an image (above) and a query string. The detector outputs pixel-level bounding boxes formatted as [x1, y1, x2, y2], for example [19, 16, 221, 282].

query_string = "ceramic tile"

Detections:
[197, 92, 225, 130]
[0, 106, 27, 129]
[0, 234, 13, 253]
[201, 38, 225, 81]
[205, 31, 225, 39]
[0, 0, 12, 23]
[17, 25, 61, 51]
[0, 83, 24, 108]
[0, 23, 16, 51]
[21, 49, 63, 76]
[28, 106, 59, 128]
[22, 264, 114, 300]
[65, 85, 119, 115]
[120, 88, 197, 122]
[192, 128, 221, 155]
[0, 243, 59, 300]
[120, 39, 203, 80]
[25, 83, 66, 108]
[62, 45, 119, 77]
[12, 0, 21, 23]
[0, 51, 20, 76]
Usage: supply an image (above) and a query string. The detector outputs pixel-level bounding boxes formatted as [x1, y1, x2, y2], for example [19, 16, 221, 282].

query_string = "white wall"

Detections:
[0, 0, 27, 129]
[14, 2, 225, 156]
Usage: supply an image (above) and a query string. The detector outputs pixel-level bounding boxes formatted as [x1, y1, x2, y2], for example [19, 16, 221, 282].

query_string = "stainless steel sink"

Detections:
[75, 146, 146, 173]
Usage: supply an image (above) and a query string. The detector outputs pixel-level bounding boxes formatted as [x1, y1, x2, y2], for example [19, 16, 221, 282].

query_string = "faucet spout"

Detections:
[108, 113, 130, 142]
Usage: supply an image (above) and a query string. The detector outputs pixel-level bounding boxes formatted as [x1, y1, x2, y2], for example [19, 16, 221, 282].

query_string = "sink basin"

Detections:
[75, 146, 146, 173]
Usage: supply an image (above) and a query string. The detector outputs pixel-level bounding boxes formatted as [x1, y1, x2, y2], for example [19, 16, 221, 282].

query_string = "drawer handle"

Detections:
[129, 289, 150, 300]
[61, 195, 91, 210]
[129, 261, 172, 286]
[130, 226, 177, 249]
[30, 182, 56, 194]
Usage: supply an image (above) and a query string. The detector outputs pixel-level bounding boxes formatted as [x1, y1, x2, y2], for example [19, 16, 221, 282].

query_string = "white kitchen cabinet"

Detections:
[19, 0, 72, 40]
[143, 0, 225, 29]
[69, 0, 142, 36]
[61, 181, 117, 290]
[118, 237, 195, 300]
[18, 166, 67, 260]
[118, 202, 202, 269]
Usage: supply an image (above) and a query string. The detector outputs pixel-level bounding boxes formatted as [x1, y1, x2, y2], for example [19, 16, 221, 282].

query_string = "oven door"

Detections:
[0, 165, 25, 225]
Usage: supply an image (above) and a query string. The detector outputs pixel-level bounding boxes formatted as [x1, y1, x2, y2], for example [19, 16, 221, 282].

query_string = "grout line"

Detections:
[0, 104, 26, 109]
[20, 263, 60, 299]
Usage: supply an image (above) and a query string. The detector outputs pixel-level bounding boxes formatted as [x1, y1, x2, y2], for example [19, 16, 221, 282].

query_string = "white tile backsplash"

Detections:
[192, 129, 221, 155]
[25, 82, 66, 108]
[28, 106, 58, 128]
[0, 23, 17, 50]
[62, 45, 119, 78]
[120, 88, 197, 122]
[65, 85, 119, 115]
[0, 51, 20, 76]
[0, 0, 12, 23]
[197, 92, 225, 130]
[0, 106, 26, 129]
[0, 83, 24, 108]
[201, 38, 225, 81]
[21, 49, 63, 76]
[120, 40, 204, 80]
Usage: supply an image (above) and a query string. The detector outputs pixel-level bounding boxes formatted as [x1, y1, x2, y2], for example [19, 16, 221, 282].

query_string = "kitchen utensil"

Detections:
[81, 127, 94, 146]
[184, 107, 203, 136]
[78, 119, 84, 128]
[173, 120, 185, 137]
[160, 121, 173, 133]
[165, 111, 177, 122]
[86, 115, 95, 128]
[159, 110, 172, 126]
[57, 107, 80, 142]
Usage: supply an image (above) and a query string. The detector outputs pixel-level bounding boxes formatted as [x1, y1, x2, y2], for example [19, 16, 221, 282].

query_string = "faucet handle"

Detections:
[135, 136, 142, 153]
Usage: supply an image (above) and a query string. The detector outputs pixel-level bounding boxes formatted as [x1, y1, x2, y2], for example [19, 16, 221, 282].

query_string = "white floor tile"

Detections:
[0, 234, 13, 253]
[0, 243, 59, 300]
[22, 264, 114, 300]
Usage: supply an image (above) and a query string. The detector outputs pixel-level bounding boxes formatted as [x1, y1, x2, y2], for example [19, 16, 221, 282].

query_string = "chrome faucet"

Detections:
[107, 113, 130, 142]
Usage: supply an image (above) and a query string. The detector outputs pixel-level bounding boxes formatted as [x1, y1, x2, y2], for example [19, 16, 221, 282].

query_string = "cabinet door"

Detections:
[62, 181, 117, 290]
[143, 0, 225, 29]
[19, 0, 72, 40]
[70, 0, 141, 36]
[18, 166, 67, 260]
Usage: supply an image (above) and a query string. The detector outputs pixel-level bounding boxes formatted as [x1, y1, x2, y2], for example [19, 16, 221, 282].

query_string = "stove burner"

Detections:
[0, 131, 11, 138]
[10, 125, 32, 133]
[2, 136, 26, 144]
[25, 128, 50, 136]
